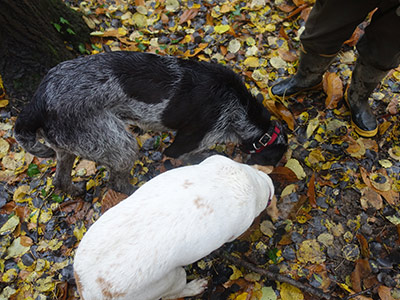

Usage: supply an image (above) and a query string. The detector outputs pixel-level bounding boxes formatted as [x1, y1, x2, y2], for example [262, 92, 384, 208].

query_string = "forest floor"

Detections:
[0, 0, 400, 299]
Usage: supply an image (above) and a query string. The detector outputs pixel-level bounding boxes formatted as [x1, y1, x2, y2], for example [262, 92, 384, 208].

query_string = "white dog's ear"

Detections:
[252, 164, 273, 174]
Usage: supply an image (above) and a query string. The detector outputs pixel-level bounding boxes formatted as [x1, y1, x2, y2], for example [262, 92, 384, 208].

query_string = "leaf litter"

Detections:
[1, 0, 400, 299]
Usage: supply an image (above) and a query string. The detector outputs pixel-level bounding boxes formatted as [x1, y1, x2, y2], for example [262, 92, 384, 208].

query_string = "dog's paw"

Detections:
[182, 278, 208, 296]
[68, 182, 87, 197]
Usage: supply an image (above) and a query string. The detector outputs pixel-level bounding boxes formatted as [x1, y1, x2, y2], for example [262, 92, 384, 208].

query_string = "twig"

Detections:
[342, 284, 380, 300]
[221, 252, 335, 300]
[34, 188, 54, 242]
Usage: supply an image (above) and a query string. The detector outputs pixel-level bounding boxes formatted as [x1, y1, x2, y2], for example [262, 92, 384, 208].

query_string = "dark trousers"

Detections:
[300, 0, 400, 70]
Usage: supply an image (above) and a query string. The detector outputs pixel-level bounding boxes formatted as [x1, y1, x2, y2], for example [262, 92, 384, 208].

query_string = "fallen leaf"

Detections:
[307, 173, 316, 208]
[264, 100, 295, 130]
[323, 72, 343, 109]
[214, 24, 231, 34]
[351, 259, 371, 292]
[356, 234, 370, 258]
[285, 159, 306, 180]
[244, 56, 260, 68]
[297, 239, 325, 264]
[378, 286, 395, 300]
[269, 166, 298, 183]
[280, 283, 304, 300]
[360, 187, 383, 210]
[101, 189, 128, 213]
[0, 214, 20, 235]
[270, 56, 287, 69]
[5, 237, 31, 259]
[179, 8, 199, 24]
[277, 48, 298, 62]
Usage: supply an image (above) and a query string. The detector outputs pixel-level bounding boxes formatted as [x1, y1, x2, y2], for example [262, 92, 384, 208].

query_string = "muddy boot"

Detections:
[344, 58, 388, 137]
[268, 49, 336, 102]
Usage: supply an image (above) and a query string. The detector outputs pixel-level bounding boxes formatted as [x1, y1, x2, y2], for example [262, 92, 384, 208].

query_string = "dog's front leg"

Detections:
[53, 150, 85, 196]
[161, 267, 208, 300]
[163, 130, 207, 159]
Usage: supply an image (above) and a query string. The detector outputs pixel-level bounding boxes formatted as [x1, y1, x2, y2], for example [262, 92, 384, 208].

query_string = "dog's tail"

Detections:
[14, 101, 56, 158]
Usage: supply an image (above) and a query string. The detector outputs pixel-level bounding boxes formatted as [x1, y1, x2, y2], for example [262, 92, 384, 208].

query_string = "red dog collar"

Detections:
[246, 125, 281, 154]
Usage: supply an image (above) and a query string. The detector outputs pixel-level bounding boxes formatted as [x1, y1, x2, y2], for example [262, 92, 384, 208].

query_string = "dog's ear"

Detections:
[252, 164, 273, 174]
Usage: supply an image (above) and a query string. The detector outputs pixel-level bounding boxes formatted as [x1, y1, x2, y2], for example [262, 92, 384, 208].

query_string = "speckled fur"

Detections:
[14, 51, 287, 195]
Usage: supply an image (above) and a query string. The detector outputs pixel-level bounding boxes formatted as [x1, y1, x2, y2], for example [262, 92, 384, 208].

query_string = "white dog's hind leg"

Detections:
[161, 267, 207, 300]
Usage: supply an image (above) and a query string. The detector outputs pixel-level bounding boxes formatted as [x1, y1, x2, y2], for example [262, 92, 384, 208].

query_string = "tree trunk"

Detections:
[0, 0, 90, 106]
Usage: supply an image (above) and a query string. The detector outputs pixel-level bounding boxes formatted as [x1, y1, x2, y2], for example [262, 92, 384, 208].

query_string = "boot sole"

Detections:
[344, 88, 378, 138]
[267, 81, 323, 102]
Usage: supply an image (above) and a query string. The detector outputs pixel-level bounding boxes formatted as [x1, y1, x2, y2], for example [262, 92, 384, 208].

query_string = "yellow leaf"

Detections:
[264, 24, 276, 32]
[285, 159, 306, 180]
[35, 277, 55, 292]
[235, 292, 249, 300]
[118, 27, 128, 36]
[306, 118, 320, 138]
[244, 56, 260, 68]
[74, 222, 87, 241]
[297, 239, 326, 264]
[2, 268, 18, 283]
[13, 185, 31, 203]
[133, 12, 147, 27]
[214, 24, 231, 34]
[280, 283, 304, 300]
[0, 100, 8, 108]
[261, 286, 277, 300]
[229, 265, 243, 280]
[0, 215, 20, 235]
[5, 237, 31, 259]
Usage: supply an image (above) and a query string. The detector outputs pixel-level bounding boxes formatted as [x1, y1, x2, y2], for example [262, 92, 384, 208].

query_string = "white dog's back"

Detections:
[73, 155, 274, 300]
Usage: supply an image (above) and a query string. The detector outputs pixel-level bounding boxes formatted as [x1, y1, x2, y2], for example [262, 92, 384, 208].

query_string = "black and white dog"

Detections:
[14, 51, 287, 195]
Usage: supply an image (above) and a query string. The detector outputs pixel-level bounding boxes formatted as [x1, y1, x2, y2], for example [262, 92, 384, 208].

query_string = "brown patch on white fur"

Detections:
[74, 271, 84, 300]
[193, 196, 214, 216]
[252, 164, 274, 174]
[96, 277, 127, 299]
[182, 179, 194, 189]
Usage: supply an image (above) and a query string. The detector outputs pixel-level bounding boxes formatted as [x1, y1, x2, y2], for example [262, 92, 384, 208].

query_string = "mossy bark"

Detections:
[0, 0, 90, 106]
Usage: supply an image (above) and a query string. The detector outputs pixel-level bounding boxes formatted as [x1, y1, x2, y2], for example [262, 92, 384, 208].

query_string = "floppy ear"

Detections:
[251, 164, 273, 174]
[256, 93, 264, 105]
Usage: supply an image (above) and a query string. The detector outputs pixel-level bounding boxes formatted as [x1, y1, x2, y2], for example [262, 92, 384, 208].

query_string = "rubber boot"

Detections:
[268, 49, 336, 101]
[344, 58, 388, 137]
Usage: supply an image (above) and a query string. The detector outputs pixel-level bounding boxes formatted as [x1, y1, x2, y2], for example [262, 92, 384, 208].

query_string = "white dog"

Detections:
[73, 155, 274, 300]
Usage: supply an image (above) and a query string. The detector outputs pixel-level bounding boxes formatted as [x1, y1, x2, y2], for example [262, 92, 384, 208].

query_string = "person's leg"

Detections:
[346, 1, 400, 137]
[269, 0, 380, 101]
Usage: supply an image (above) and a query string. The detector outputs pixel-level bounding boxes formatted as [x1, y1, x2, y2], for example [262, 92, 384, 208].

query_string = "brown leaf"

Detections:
[360, 167, 399, 206]
[387, 94, 399, 115]
[278, 26, 290, 40]
[266, 195, 279, 222]
[264, 100, 296, 130]
[292, 0, 305, 6]
[307, 173, 317, 208]
[360, 187, 383, 210]
[356, 234, 371, 258]
[179, 8, 199, 25]
[277, 48, 298, 62]
[323, 72, 343, 109]
[344, 24, 366, 47]
[269, 166, 298, 183]
[351, 259, 372, 293]
[101, 189, 128, 213]
[284, 4, 308, 20]
[300, 6, 312, 22]
[378, 286, 395, 300]
[20, 235, 33, 247]
[184, 42, 208, 57]
[277, 4, 296, 13]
